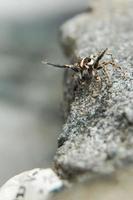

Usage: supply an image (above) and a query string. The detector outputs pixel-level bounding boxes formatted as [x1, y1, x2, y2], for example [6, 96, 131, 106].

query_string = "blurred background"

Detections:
[0, 0, 88, 185]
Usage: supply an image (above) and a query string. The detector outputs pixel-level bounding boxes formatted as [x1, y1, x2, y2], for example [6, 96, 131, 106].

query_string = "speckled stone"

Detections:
[54, 0, 133, 179]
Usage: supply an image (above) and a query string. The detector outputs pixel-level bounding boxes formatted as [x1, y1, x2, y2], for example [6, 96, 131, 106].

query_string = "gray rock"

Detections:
[54, 0, 133, 179]
[124, 106, 133, 124]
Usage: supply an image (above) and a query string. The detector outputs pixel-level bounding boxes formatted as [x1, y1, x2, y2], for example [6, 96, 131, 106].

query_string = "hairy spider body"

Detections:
[42, 48, 121, 86]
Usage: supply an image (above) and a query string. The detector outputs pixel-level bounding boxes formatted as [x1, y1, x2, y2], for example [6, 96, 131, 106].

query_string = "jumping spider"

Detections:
[42, 48, 122, 87]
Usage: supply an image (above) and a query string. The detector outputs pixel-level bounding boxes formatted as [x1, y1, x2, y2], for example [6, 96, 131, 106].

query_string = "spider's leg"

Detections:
[72, 71, 82, 85]
[106, 52, 122, 71]
[93, 48, 108, 69]
[91, 70, 102, 97]
[94, 70, 102, 86]
[102, 64, 112, 86]
[42, 60, 76, 70]
[104, 54, 126, 78]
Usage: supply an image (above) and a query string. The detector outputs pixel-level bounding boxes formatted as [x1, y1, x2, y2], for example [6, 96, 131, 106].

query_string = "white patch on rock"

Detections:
[124, 106, 133, 124]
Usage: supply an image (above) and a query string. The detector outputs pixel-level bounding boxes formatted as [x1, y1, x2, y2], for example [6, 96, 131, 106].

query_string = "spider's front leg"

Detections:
[42, 60, 79, 72]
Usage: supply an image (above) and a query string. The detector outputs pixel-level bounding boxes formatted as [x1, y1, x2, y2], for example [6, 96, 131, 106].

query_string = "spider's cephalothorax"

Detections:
[42, 48, 119, 84]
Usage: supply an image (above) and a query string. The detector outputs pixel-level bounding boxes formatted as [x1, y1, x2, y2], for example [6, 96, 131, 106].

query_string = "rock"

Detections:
[124, 106, 133, 124]
[54, 0, 133, 179]
[0, 168, 63, 200]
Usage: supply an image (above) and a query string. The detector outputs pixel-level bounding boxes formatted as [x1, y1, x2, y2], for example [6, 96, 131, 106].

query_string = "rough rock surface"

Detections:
[54, 0, 133, 179]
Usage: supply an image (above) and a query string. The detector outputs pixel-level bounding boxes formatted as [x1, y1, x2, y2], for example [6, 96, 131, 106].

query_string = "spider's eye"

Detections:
[87, 58, 91, 63]
[86, 57, 94, 66]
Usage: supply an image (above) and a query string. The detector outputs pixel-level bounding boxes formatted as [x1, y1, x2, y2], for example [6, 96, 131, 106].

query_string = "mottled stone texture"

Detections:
[54, 0, 133, 179]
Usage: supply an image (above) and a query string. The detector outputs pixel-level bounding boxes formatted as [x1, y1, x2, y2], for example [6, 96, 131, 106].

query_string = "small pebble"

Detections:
[0, 168, 63, 200]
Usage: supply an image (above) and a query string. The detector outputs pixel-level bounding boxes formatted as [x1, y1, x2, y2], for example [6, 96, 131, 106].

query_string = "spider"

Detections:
[42, 48, 121, 86]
